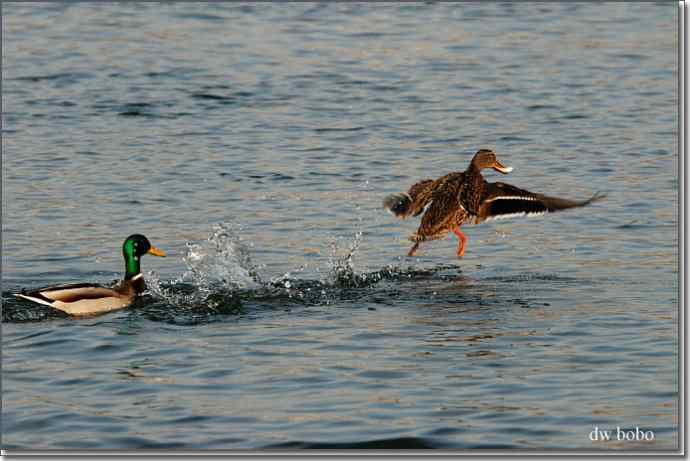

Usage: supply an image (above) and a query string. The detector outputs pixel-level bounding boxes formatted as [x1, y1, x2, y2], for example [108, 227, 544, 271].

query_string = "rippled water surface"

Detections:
[2, 3, 678, 450]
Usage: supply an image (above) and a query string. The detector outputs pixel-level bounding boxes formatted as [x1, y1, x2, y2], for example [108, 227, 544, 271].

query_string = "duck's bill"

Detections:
[148, 246, 166, 257]
[493, 160, 513, 174]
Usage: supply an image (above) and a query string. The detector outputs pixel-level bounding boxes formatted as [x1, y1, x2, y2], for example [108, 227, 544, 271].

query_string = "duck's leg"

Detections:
[452, 227, 467, 258]
[407, 241, 420, 257]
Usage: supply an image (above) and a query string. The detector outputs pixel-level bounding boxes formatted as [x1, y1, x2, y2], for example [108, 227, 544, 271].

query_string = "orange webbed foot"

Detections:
[452, 227, 467, 259]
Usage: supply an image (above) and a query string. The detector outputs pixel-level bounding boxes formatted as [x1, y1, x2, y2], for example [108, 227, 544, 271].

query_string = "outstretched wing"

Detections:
[477, 182, 604, 223]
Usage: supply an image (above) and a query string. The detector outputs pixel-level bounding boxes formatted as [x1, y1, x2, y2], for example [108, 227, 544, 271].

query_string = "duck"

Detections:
[383, 149, 604, 258]
[14, 234, 166, 316]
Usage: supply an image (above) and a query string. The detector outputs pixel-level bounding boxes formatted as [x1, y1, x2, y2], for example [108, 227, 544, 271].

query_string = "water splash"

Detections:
[140, 220, 455, 316]
[146, 223, 261, 309]
[182, 222, 261, 291]
[326, 230, 363, 287]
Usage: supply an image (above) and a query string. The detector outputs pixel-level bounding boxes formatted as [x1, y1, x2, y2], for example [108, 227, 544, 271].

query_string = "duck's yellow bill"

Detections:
[148, 246, 166, 257]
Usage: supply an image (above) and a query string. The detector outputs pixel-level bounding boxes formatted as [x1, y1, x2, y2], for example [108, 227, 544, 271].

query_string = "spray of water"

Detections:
[326, 230, 363, 287]
[144, 216, 426, 313]
[146, 223, 261, 309]
[182, 222, 261, 291]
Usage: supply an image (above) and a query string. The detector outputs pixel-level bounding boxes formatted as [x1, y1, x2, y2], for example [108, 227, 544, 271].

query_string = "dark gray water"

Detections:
[2, 2, 678, 450]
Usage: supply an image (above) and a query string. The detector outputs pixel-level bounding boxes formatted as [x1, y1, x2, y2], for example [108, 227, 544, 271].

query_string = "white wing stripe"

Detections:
[485, 195, 538, 203]
[484, 211, 546, 221]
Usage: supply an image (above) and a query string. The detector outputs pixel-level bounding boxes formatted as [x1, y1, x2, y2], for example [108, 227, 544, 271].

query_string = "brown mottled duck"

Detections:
[383, 149, 604, 258]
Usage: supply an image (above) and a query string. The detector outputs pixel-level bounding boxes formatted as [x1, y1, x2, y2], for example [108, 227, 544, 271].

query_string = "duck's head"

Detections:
[471, 149, 513, 174]
[123, 234, 166, 279]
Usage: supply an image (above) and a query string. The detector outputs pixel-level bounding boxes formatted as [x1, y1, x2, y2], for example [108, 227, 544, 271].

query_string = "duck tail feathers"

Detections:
[383, 192, 413, 218]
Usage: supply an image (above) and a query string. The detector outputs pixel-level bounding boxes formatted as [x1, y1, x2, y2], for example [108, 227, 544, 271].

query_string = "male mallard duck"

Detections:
[383, 149, 604, 257]
[14, 234, 166, 316]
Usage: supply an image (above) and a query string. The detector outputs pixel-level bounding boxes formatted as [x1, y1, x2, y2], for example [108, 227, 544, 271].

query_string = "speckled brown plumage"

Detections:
[411, 172, 466, 242]
[383, 149, 604, 258]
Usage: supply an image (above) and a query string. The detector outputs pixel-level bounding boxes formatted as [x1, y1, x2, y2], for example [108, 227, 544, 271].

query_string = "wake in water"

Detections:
[146, 223, 442, 310]
[3, 222, 466, 323]
[4, 221, 580, 324]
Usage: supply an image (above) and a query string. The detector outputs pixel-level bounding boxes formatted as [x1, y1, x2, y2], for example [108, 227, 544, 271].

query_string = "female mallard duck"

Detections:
[14, 234, 166, 316]
[383, 149, 604, 258]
